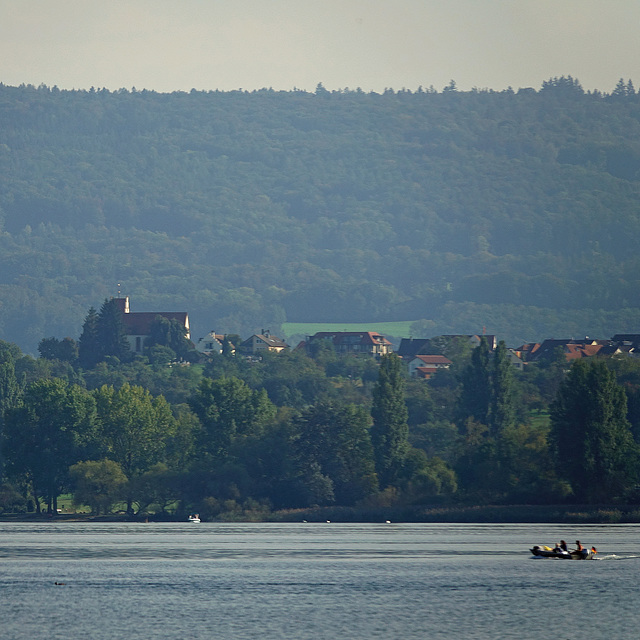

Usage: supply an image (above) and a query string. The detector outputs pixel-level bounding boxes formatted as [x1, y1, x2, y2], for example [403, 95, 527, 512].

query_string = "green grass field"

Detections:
[282, 321, 417, 341]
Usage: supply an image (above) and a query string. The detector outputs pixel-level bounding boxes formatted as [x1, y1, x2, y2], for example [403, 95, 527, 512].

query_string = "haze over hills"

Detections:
[1, 77, 640, 353]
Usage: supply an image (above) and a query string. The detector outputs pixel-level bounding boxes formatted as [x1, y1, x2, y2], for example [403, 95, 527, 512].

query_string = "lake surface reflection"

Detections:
[1, 522, 639, 639]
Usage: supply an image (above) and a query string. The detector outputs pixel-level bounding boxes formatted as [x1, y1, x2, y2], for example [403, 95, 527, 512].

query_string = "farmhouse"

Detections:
[407, 354, 453, 379]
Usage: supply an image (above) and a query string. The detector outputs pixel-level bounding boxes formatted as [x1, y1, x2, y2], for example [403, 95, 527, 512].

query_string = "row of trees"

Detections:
[2, 318, 640, 517]
[1, 327, 426, 515]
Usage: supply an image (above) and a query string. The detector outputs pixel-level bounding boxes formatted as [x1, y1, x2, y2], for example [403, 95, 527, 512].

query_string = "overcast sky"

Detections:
[1, 0, 638, 94]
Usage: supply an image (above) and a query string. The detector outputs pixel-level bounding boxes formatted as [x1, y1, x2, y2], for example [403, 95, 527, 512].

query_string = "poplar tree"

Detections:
[550, 359, 638, 502]
[489, 340, 516, 437]
[458, 337, 492, 428]
[371, 354, 409, 488]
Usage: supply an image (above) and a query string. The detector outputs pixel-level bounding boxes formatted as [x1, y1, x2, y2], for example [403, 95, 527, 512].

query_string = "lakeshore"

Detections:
[3, 504, 640, 524]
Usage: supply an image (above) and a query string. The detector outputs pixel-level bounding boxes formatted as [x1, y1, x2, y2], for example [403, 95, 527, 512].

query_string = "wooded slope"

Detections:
[1, 77, 639, 352]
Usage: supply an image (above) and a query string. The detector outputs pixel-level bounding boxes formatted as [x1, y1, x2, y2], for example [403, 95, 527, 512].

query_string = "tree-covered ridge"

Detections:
[1, 78, 640, 351]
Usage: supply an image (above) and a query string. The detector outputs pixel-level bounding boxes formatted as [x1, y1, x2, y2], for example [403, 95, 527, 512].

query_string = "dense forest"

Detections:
[2, 313, 640, 519]
[1, 77, 640, 353]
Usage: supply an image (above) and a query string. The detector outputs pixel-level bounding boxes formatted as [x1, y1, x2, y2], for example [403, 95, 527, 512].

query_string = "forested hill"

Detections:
[1, 77, 640, 353]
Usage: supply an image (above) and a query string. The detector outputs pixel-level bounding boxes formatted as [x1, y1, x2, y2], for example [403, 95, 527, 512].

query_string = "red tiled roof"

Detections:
[415, 366, 439, 379]
[412, 355, 452, 365]
[565, 343, 603, 360]
[311, 331, 391, 346]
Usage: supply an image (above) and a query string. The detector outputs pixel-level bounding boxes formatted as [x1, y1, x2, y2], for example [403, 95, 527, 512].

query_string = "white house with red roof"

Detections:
[408, 354, 452, 379]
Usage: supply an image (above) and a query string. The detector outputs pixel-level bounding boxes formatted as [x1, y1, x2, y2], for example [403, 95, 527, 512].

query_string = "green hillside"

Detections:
[1, 77, 640, 352]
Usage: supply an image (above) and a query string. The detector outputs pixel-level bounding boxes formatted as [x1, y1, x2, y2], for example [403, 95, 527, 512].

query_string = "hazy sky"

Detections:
[1, 0, 638, 94]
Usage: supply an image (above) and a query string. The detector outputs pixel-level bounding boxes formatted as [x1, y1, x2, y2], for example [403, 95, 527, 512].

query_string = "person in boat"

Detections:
[559, 540, 568, 552]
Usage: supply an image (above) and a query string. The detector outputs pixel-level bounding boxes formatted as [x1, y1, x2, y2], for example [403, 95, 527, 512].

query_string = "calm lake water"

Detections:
[1, 521, 639, 639]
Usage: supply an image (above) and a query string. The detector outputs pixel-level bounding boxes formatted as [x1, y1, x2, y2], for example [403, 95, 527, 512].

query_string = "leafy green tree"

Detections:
[190, 376, 276, 460]
[0, 481, 27, 514]
[525, 346, 567, 404]
[94, 383, 176, 512]
[3, 379, 97, 513]
[253, 350, 333, 409]
[294, 401, 378, 505]
[550, 359, 638, 502]
[127, 462, 179, 515]
[38, 337, 78, 363]
[164, 404, 199, 470]
[403, 451, 458, 501]
[145, 315, 192, 359]
[0, 341, 23, 364]
[371, 354, 409, 488]
[495, 422, 556, 502]
[69, 459, 127, 515]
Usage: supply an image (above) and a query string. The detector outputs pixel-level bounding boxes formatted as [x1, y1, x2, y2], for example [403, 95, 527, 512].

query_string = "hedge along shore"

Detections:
[3, 504, 640, 524]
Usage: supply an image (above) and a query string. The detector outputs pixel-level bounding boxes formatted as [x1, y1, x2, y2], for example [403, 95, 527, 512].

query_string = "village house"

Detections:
[609, 334, 640, 357]
[521, 338, 611, 363]
[113, 296, 190, 354]
[239, 330, 288, 355]
[195, 331, 236, 356]
[407, 354, 453, 379]
[304, 331, 392, 357]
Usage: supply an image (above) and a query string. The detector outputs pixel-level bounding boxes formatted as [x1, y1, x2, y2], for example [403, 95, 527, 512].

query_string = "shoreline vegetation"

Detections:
[3, 505, 640, 525]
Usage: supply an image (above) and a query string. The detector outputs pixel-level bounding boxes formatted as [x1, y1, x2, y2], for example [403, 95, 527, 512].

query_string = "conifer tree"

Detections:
[78, 306, 100, 369]
[96, 298, 130, 362]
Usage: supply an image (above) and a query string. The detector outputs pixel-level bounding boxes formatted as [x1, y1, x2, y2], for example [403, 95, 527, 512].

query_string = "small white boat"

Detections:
[188, 514, 201, 523]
